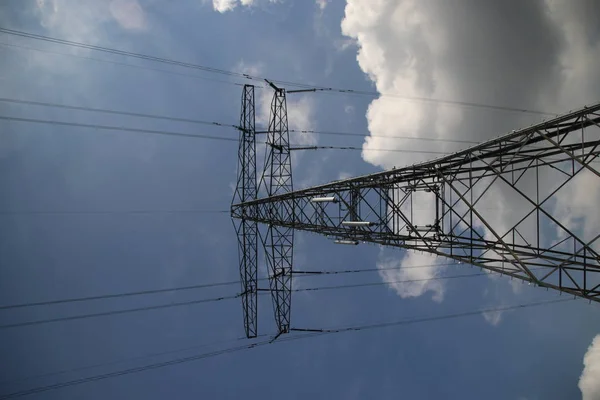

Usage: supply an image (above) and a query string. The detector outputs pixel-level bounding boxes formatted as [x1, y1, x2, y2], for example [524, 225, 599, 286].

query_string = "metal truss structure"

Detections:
[232, 85, 258, 338]
[232, 82, 294, 337]
[259, 82, 294, 335]
[233, 86, 600, 336]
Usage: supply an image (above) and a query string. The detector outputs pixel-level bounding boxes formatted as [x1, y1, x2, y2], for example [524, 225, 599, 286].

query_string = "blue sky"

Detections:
[1, 0, 600, 399]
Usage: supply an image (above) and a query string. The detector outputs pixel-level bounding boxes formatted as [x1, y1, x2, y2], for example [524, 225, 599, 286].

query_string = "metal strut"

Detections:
[260, 81, 294, 334]
[231, 84, 258, 338]
[235, 102, 600, 304]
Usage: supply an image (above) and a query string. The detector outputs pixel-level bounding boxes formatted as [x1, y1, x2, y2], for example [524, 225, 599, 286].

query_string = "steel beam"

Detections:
[231, 85, 258, 338]
[235, 103, 600, 303]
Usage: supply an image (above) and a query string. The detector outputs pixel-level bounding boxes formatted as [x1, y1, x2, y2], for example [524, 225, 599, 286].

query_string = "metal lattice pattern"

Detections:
[237, 103, 600, 303]
[232, 85, 258, 338]
[260, 86, 293, 334]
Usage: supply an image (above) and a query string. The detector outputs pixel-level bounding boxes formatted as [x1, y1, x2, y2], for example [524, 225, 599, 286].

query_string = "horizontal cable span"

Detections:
[0, 28, 557, 117]
[0, 297, 573, 399]
[0, 115, 454, 154]
[0, 263, 460, 310]
[0, 97, 479, 145]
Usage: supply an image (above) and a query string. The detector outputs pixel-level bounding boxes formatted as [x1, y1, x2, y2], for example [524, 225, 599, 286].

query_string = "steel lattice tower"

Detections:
[232, 85, 259, 338]
[233, 84, 600, 338]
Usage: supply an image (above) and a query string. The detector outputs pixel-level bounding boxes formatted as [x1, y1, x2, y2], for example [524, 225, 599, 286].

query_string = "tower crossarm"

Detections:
[235, 103, 600, 302]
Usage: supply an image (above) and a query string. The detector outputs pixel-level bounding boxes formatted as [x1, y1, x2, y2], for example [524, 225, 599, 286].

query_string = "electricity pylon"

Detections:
[233, 83, 600, 338]
[232, 84, 259, 338]
[232, 82, 295, 338]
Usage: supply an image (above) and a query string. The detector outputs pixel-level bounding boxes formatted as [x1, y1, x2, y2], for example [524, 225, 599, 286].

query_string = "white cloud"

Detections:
[109, 0, 147, 30]
[579, 334, 600, 400]
[378, 251, 444, 302]
[36, 0, 147, 38]
[316, 0, 328, 12]
[212, 0, 280, 13]
[212, 0, 239, 12]
[341, 0, 600, 301]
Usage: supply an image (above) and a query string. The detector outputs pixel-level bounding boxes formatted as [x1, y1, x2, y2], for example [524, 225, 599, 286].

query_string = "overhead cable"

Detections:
[0, 97, 479, 145]
[0, 115, 453, 154]
[0, 294, 239, 330]
[0, 297, 573, 399]
[0, 263, 460, 310]
[0, 28, 557, 117]
[1, 270, 516, 329]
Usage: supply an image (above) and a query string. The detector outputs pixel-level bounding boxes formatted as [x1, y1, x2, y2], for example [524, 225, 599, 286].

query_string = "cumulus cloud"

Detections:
[212, 0, 279, 13]
[378, 251, 444, 302]
[36, 0, 147, 38]
[579, 334, 600, 400]
[212, 0, 240, 12]
[109, 0, 147, 30]
[340, 0, 600, 301]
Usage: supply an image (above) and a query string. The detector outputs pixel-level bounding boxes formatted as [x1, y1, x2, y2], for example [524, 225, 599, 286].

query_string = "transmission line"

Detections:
[0, 97, 479, 145]
[289, 129, 478, 145]
[0, 281, 240, 310]
[0, 334, 253, 386]
[0, 28, 557, 117]
[0, 269, 517, 330]
[0, 210, 229, 216]
[0, 297, 573, 399]
[0, 263, 460, 311]
[303, 145, 448, 155]
[6, 113, 580, 162]
[294, 262, 460, 275]
[0, 294, 239, 330]
[0, 115, 238, 142]
[0, 115, 454, 155]
[0, 42, 242, 87]
[292, 271, 487, 293]
[0, 98, 240, 130]
[307, 87, 558, 117]
[289, 298, 573, 335]
[0, 28, 249, 79]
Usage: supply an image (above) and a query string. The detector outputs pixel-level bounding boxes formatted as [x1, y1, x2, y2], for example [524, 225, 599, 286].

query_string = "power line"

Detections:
[0, 28, 250, 79]
[0, 210, 229, 216]
[0, 294, 239, 330]
[0, 115, 238, 142]
[0, 341, 262, 399]
[0, 270, 506, 330]
[307, 145, 449, 155]
[0, 28, 557, 117]
[0, 281, 239, 311]
[0, 115, 453, 155]
[294, 262, 460, 275]
[0, 335, 252, 386]
[289, 128, 479, 145]
[289, 298, 573, 335]
[292, 271, 487, 293]
[0, 263, 460, 310]
[0, 42, 244, 87]
[0, 98, 240, 130]
[0, 297, 573, 399]
[7, 113, 586, 162]
[310, 87, 558, 117]
[0, 97, 479, 145]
